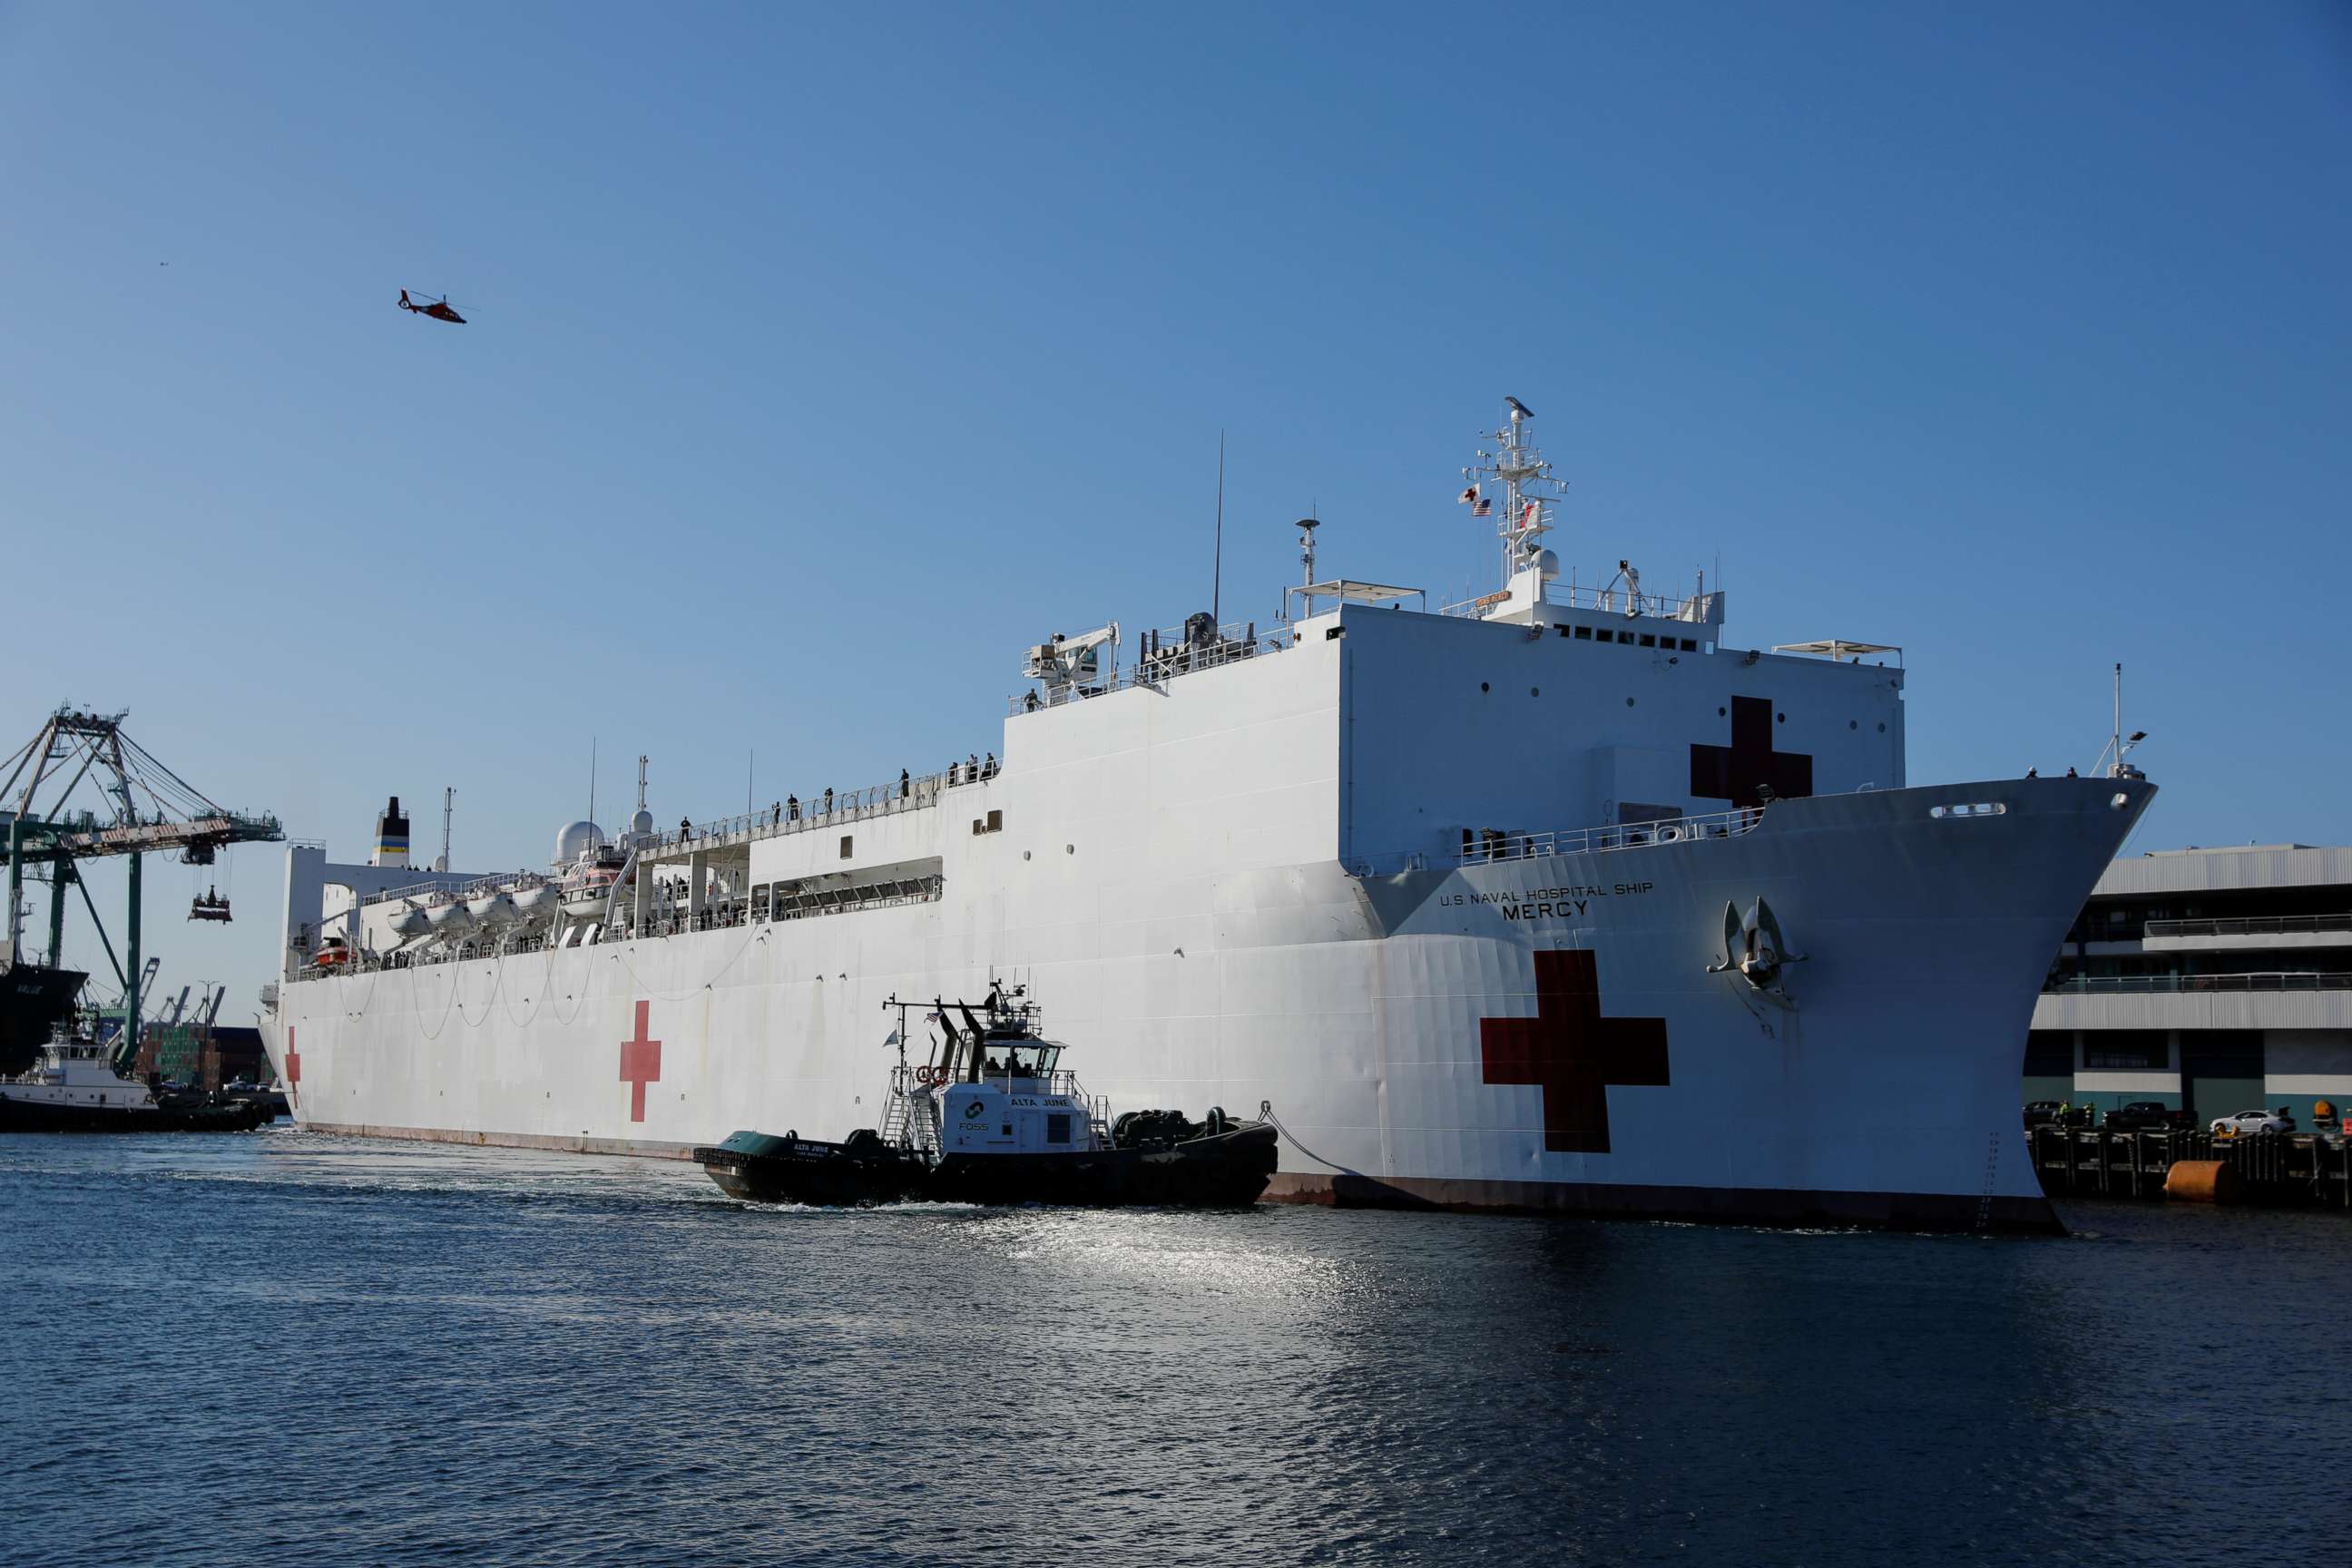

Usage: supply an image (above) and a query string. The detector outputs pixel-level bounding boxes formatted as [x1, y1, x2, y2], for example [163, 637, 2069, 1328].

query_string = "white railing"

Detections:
[1010, 618, 1289, 714]
[1439, 583, 1723, 624]
[1455, 806, 1764, 865]
[358, 768, 982, 910]
[2143, 913, 2352, 940]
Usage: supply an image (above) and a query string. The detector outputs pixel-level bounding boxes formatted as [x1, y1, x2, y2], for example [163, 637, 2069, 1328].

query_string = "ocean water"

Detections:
[2, 1128, 2346, 1567]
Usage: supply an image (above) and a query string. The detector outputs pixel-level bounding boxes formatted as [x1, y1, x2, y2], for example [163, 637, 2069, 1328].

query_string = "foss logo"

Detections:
[963, 1100, 985, 1119]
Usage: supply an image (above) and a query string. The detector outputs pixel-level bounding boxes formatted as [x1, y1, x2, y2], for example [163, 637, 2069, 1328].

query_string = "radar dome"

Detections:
[630, 808, 654, 836]
[553, 819, 605, 868]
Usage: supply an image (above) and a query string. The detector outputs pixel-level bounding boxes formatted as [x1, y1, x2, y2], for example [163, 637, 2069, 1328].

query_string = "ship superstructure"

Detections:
[261, 400, 2153, 1230]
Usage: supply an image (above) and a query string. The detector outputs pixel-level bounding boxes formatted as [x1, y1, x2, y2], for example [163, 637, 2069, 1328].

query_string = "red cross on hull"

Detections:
[1479, 949, 1670, 1154]
[283, 1028, 300, 1107]
[1690, 694, 1812, 808]
[619, 1001, 662, 1122]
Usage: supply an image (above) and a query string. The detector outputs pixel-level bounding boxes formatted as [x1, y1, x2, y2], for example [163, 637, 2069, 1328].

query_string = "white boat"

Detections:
[465, 891, 519, 929]
[262, 400, 2151, 1230]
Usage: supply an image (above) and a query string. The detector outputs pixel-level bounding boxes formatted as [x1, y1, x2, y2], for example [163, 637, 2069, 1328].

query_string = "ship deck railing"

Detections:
[1458, 807, 1765, 865]
[1436, 583, 1723, 624]
[1009, 617, 1289, 715]
[2044, 971, 2352, 995]
[2141, 913, 2352, 939]
[360, 766, 991, 908]
[1344, 806, 1765, 877]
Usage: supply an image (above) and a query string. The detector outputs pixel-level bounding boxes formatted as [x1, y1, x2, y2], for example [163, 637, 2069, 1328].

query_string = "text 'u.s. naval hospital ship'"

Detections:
[260, 400, 2153, 1231]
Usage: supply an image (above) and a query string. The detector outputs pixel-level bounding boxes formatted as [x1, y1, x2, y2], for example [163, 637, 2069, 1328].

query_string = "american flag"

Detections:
[1471, 497, 1492, 517]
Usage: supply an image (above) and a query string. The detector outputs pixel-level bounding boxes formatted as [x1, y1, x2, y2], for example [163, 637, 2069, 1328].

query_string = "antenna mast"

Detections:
[1211, 431, 1226, 624]
[1464, 397, 1571, 594]
[436, 787, 453, 873]
[2115, 663, 2130, 779]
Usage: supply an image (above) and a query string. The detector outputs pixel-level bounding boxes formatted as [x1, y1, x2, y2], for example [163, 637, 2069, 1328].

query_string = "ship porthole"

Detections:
[1849, 720, 1858, 730]
[1480, 681, 1490, 693]
[1625, 698, 1635, 707]
[1530, 686, 1540, 697]
[1023, 850, 1033, 861]
[1718, 706, 1727, 717]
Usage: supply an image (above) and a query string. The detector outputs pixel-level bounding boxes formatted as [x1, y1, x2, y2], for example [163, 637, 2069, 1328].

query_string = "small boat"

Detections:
[510, 882, 562, 922]
[693, 985, 1278, 1208]
[0, 1028, 278, 1133]
[466, 890, 520, 929]
[314, 936, 352, 969]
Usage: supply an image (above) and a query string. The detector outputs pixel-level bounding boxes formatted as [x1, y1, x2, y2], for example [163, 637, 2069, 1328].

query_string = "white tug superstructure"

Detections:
[261, 401, 2153, 1230]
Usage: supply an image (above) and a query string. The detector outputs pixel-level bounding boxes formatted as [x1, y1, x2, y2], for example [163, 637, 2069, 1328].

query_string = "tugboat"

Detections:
[0, 1025, 278, 1132]
[693, 985, 1279, 1208]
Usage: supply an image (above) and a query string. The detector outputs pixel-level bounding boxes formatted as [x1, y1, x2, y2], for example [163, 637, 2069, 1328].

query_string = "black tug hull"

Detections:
[1, 964, 87, 1076]
[0, 1094, 279, 1133]
[695, 1122, 1279, 1210]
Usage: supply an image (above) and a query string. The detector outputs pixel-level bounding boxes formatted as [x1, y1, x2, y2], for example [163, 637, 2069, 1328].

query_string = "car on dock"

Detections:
[2102, 1101, 2190, 1132]
[2210, 1109, 2294, 1137]
[2024, 1101, 2091, 1129]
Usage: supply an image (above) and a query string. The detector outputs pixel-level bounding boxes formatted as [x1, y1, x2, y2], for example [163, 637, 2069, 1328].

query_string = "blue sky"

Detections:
[4, 2, 2347, 1006]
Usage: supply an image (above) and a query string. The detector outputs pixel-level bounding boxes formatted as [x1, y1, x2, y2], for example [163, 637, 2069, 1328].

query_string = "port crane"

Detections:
[1, 707, 283, 1066]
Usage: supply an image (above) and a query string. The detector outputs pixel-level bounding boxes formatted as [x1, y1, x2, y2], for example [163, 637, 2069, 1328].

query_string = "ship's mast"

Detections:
[1463, 397, 1572, 594]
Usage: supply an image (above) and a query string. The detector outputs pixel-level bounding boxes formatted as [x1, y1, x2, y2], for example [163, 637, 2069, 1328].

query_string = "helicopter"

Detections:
[397, 289, 467, 325]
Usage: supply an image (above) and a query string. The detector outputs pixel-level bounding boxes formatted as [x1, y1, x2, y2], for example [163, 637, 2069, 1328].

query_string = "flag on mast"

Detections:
[1518, 499, 1541, 530]
[1457, 484, 1479, 505]
[1471, 496, 1492, 517]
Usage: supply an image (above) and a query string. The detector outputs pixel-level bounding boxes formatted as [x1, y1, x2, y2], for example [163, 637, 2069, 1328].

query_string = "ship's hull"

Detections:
[262, 778, 2151, 1232]
[1, 963, 86, 1076]
[0, 1093, 277, 1134]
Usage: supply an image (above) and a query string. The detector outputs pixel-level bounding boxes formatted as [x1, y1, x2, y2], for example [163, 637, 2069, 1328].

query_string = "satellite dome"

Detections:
[630, 808, 654, 836]
[553, 819, 605, 868]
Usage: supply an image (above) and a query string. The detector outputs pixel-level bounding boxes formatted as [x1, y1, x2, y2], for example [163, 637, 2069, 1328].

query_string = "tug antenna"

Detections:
[1211, 430, 1225, 625]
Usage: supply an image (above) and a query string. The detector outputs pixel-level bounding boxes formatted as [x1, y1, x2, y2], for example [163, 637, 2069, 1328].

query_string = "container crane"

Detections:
[0, 706, 283, 1069]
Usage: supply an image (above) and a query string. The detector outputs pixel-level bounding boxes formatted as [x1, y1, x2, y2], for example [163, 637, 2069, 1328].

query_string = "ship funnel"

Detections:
[369, 796, 411, 869]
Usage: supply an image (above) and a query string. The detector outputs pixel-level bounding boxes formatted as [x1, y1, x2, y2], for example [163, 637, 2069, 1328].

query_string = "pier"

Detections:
[2026, 1127, 2352, 1208]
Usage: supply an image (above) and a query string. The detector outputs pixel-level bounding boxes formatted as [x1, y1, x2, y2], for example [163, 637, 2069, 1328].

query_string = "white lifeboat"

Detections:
[383, 900, 431, 939]
[510, 884, 561, 922]
[560, 867, 618, 922]
[466, 891, 520, 929]
[424, 898, 475, 936]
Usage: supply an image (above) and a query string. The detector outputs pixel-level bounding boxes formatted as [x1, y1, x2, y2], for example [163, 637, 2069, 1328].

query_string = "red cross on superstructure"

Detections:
[1479, 949, 1670, 1154]
[619, 1000, 662, 1122]
[1689, 695, 1813, 809]
[283, 1028, 300, 1107]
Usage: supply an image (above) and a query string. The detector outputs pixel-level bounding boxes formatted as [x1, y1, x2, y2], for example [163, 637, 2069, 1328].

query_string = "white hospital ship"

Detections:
[260, 400, 2152, 1230]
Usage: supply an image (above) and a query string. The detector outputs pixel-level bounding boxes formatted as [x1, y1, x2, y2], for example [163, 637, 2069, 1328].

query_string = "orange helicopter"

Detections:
[397, 289, 467, 325]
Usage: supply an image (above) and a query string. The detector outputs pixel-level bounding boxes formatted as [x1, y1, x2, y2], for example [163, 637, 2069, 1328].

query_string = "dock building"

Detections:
[2029, 845, 2352, 1123]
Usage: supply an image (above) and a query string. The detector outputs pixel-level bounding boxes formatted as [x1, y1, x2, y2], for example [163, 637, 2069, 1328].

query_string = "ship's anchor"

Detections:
[1705, 897, 1806, 1007]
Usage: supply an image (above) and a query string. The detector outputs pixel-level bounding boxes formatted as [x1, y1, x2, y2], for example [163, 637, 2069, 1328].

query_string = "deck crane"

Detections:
[0, 707, 283, 1070]
[1023, 622, 1120, 701]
